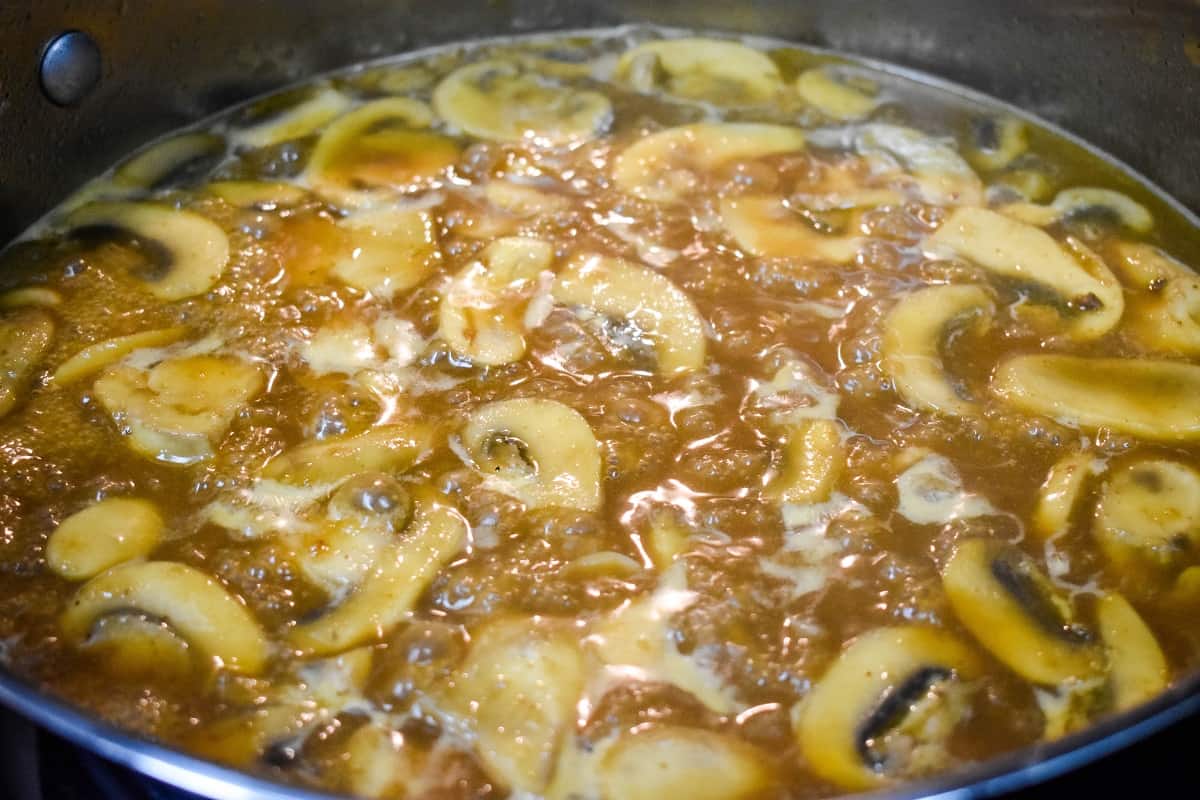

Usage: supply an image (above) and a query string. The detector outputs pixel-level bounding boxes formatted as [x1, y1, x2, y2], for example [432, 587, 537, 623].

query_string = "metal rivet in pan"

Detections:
[39, 30, 102, 107]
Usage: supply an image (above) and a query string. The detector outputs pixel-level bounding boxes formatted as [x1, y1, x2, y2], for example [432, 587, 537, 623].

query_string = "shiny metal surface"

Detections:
[37, 30, 102, 107]
[0, 2, 1198, 798]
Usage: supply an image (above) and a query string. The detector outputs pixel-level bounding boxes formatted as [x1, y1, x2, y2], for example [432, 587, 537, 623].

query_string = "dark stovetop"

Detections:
[1, 705, 1189, 799]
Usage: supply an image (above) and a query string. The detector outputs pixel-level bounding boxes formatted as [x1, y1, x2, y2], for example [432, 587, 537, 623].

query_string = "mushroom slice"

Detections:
[93, 352, 265, 465]
[616, 38, 783, 105]
[991, 354, 1200, 441]
[808, 124, 983, 206]
[1092, 459, 1200, 584]
[432, 60, 611, 144]
[880, 284, 994, 418]
[80, 613, 194, 678]
[767, 419, 844, 504]
[67, 202, 231, 300]
[0, 308, 54, 419]
[337, 722, 416, 799]
[1096, 593, 1168, 711]
[1052, 187, 1153, 233]
[263, 422, 437, 487]
[718, 196, 861, 263]
[440, 618, 584, 794]
[927, 207, 1123, 340]
[231, 86, 353, 148]
[613, 122, 806, 203]
[206, 180, 308, 209]
[795, 68, 878, 120]
[0, 287, 62, 309]
[599, 726, 771, 800]
[461, 398, 601, 512]
[1113, 243, 1200, 356]
[52, 327, 188, 385]
[287, 491, 466, 655]
[795, 626, 981, 791]
[438, 236, 554, 365]
[46, 497, 164, 581]
[296, 475, 413, 595]
[1032, 452, 1096, 540]
[94, 354, 265, 465]
[331, 207, 440, 298]
[484, 179, 571, 217]
[112, 132, 226, 191]
[943, 539, 1101, 685]
[60, 560, 268, 674]
[967, 117, 1027, 171]
[305, 97, 460, 199]
[553, 253, 706, 373]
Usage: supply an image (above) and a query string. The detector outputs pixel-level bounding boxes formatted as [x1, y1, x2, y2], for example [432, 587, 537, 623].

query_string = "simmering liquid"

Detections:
[1, 26, 1199, 799]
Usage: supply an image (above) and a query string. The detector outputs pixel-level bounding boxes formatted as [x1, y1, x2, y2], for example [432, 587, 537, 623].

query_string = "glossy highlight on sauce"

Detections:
[1, 25, 1199, 799]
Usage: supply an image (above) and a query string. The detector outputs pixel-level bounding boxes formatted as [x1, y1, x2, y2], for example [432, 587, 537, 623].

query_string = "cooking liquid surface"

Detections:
[0, 26, 1199, 799]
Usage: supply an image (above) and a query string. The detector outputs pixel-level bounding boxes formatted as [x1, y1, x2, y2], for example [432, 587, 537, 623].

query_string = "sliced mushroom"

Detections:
[295, 474, 413, 595]
[80, 613, 194, 678]
[0, 308, 54, 419]
[484, 179, 571, 217]
[927, 207, 1123, 340]
[461, 398, 601, 511]
[337, 722, 415, 799]
[231, 86, 353, 148]
[112, 132, 226, 192]
[0, 287, 62, 309]
[1092, 459, 1200, 584]
[795, 68, 877, 120]
[1096, 593, 1168, 711]
[942, 539, 1101, 685]
[880, 284, 994, 418]
[331, 207, 440, 298]
[287, 490, 466, 655]
[60, 560, 268, 674]
[553, 253, 706, 373]
[263, 422, 437, 487]
[718, 195, 861, 263]
[440, 618, 584, 794]
[1052, 187, 1153, 233]
[432, 60, 611, 143]
[205, 180, 308, 209]
[1032, 452, 1096, 540]
[991, 354, 1200, 441]
[967, 117, 1027, 171]
[599, 726, 771, 800]
[807, 124, 983, 206]
[615, 38, 784, 105]
[93, 353, 265, 465]
[53, 327, 188, 385]
[894, 452, 995, 525]
[46, 497, 164, 581]
[795, 626, 981, 791]
[438, 236, 554, 365]
[613, 122, 806, 203]
[767, 419, 844, 505]
[305, 98, 460, 200]
[992, 167, 1053, 203]
[1112, 243, 1200, 356]
[67, 202, 231, 300]
[645, 509, 691, 570]
[188, 648, 373, 766]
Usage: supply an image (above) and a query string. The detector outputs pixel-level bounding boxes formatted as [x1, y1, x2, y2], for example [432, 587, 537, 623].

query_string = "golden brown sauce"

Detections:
[1, 26, 1199, 799]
